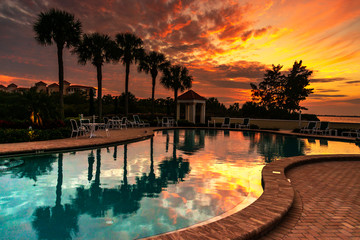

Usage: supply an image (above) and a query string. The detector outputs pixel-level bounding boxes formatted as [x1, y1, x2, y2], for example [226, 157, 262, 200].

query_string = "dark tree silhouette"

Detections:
[160, 65, 192, 119]
[33, 9, 82, 119]
[250, 60, 313, 113]
[138, 51, 170, 116]
[74, 33, 117, 119]
[115, 33, 144, 116]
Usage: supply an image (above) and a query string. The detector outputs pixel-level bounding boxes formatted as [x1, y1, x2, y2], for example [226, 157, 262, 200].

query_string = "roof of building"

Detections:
[35, 81, 47, 86]
[0, 84, 6, 89]
[48, 83, 59, 87]
[178, 90, 206, 101]
[63, 80, 71, 85]
[8, 83, 17, 87]
[68, 85, 96, 89]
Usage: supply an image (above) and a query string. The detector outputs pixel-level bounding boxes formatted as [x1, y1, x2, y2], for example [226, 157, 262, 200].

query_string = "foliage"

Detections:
[115, 32, 144, 116]
[251, 60, 313, 113]
[138, 51, 170, 115]
[0, 128, 70, 143]
[33, 8, 82, 119]
[160, 65, 192, 119]
[74, 32, 118, 118]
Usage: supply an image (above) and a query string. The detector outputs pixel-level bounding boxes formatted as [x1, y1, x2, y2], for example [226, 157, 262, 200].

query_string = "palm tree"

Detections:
[160, 65, 193, 119]
[33, 9, 82, 120]
[115, 33, 144, 116]
[74, 33, 117, 119]
[138, 51, 170, 116]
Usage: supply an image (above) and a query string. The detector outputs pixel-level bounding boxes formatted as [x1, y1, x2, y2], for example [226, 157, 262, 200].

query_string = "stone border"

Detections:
[145, 154, 360, 240]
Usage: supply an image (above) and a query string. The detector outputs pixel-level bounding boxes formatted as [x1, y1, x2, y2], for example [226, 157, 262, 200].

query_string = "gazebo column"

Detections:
[176, 103, 180, 120]
[200, 103, 206, 124]
[191, 103, 196, 123]
[185, 104, 190, 122]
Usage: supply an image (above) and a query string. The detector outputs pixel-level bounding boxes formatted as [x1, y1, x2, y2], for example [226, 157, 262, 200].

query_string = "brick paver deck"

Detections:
[261, 161, 360, 240]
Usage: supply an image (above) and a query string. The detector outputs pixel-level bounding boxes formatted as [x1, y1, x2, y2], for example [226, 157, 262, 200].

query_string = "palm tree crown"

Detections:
[33, 9, 82, 120]
[161, 65, 193, 119]
[138, 51, 170, 115]
[115, 33, 144, 116]
[74, 33, 117, 118]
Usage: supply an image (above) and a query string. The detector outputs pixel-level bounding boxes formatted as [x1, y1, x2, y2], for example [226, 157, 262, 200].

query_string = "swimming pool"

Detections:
[0, 129, 359, 239]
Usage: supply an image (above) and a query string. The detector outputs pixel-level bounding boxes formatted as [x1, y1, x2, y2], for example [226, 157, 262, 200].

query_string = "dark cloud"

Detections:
[345, 80, 360, 84]
[310, 94, 347, 98]
[310, 77, 346, 83]
[316, 89, 340, 93]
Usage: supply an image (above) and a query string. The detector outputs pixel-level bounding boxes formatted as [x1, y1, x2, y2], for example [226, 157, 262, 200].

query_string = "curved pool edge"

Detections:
[143, 154, 360, 240]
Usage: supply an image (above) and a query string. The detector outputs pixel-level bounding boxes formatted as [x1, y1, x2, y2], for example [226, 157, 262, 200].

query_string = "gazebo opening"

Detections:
[177, 90, 206, 124]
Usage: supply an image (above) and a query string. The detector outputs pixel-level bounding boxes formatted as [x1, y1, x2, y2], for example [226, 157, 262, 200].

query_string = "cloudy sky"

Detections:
[1, 0, 360, 115]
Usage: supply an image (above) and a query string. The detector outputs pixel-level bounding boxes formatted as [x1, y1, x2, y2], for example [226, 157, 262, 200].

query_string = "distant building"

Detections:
[7, 83, 18, 92]
[67, 85, 96, 97]
[48, 83, 59, 95]
[2, 81, 96, 97]
[35, 81, 47, 93]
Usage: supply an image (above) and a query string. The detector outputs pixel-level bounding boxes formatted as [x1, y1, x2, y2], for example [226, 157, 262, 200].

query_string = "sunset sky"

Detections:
[0, 0, 360, 115]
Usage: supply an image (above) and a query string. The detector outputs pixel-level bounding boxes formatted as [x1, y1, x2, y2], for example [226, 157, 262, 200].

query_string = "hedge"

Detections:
[0, 128, 71, 143]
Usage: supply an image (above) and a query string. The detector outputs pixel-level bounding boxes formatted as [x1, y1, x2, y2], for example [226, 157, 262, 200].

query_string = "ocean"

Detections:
[317, 116, 360, 123]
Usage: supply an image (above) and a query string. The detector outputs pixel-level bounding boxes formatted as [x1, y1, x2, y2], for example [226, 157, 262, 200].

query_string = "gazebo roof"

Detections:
[178, 90, 206, 101]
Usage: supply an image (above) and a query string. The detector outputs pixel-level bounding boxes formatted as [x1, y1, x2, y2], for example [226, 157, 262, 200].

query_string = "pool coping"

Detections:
[144, 154, 360, 240]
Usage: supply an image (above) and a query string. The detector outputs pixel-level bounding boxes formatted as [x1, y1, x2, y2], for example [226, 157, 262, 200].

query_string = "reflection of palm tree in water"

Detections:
[248, 133, 306, 163]
[87, 150, 95, 181]
[160, 131, 190, 183]
[32, 153, 79, 239]
[113, 146, 117, 161]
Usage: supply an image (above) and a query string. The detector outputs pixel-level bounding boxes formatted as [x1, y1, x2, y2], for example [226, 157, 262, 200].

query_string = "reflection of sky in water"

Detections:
[0, 130, 359, 239]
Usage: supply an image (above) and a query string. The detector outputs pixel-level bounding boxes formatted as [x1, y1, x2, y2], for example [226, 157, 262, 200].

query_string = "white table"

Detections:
[82, 123, 104, 138]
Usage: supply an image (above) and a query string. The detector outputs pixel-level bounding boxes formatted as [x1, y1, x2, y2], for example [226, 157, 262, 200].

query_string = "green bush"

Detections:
[0, 128, 71, 143]
[177, 120, 195, 127]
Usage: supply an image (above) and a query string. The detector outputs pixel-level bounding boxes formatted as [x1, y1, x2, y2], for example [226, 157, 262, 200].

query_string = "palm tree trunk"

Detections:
[174, 88, 178, 119]
[151, 75, 156, 117]
[57, 45, 65, 120]
[96, 65, 102, 119]
[125, 62, 130, 116]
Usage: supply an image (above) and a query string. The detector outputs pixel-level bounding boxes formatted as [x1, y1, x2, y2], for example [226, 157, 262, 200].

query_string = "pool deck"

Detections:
[1, 127, 360, 239]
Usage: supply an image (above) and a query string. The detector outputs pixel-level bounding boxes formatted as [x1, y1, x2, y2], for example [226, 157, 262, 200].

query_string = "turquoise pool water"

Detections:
[0, 130, 359, 239]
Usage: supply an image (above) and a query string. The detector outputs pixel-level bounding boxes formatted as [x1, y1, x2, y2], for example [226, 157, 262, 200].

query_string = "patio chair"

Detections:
[342, 129, 360, 138]
[313, 121, 330, 135]
[300, 121, 317, 134]
[236, 118, 250, 129]
[162, 117, 171, 127]
[112, 116, 121, 129]
[221, 117, 231, 128]
[120, 117, 128, 129]
[156, 117, 161, 126]
[80, 119, 91, 134]
[208, 119, 216, 127]
[70, 119, 85, 138]
[133, 115, 150, 127]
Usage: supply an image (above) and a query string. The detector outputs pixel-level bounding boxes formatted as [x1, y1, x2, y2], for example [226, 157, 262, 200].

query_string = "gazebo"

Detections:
[177, 90, 206, 124]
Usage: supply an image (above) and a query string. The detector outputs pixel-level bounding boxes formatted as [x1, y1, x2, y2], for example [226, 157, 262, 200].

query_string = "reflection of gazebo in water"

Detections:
[177, 90, 206, 124]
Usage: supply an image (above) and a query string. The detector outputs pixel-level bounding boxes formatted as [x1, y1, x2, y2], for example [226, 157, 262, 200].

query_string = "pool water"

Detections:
[0, 130, 359, 239]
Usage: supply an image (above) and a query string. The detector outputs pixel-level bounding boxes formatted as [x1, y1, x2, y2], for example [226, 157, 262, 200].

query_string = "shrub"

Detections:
[0, 128, 71, 143]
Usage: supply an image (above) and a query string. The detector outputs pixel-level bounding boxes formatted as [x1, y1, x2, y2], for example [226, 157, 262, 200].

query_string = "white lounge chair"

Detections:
[221, 117, 231, 128]
[300, 121, 317, 134]
[313, 121, 330, 135]
[133, 115, 150, 127]
[236, 118, 250, 129]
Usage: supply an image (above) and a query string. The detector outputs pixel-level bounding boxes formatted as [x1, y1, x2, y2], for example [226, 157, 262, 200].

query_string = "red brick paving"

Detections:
[261, 161, 360, 240]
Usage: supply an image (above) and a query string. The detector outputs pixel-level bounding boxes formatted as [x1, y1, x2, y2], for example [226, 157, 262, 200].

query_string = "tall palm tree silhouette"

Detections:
[74, 33, 117, 119]
[32, 153, 79, 239]
[138, 51, 170, 116]
[33, 9, 82, 120]
[160, 65, 192, 119]
[115, 33, 144, 116]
